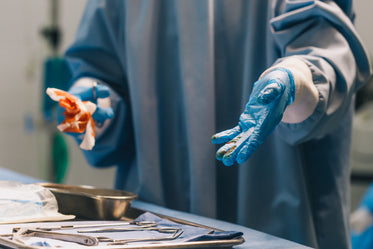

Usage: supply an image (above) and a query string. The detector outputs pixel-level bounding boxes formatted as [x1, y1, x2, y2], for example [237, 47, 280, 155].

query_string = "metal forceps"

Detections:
[92, 81, 98, 101]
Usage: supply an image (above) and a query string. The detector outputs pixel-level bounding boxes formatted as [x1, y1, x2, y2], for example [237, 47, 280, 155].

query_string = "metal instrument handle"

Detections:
[151, 227, 180, 233]
[78, 226, 178, 234]
[20, 229, 99, 246]
[35, 221, 157, 231]
[107, 228, 184, 246]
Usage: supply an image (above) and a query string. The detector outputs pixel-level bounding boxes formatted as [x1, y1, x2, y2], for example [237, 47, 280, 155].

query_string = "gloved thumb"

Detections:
[92, 106, 114, 123]
[257, 81, 284, 104]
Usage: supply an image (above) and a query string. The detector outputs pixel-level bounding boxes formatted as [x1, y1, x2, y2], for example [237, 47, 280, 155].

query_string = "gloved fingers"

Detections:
[236, 144, 250, 165]
[211, 126, 241, 144]
[257, 81, 284, 104]
[69, 85, 111, 101]
[236, 136, 259, 165]
[92, 106, 114, 123]
[221, 127, 254, 166]
[57, 104, 113, 124]
[236, 126, 265, 164]
[93, 84, 111, 98]
[216, 142, 235, 161]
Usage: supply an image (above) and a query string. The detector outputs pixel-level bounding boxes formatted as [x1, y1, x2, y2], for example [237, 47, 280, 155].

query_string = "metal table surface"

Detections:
[0, 167, 312, 249]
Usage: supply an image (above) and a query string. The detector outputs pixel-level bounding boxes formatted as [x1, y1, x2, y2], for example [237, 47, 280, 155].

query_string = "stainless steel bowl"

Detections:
[38, 183, 137, 220]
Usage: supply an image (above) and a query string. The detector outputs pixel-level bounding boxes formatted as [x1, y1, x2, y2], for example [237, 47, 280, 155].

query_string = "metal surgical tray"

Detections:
[0, 206, 244, 249]
[0, 183, 244, 248]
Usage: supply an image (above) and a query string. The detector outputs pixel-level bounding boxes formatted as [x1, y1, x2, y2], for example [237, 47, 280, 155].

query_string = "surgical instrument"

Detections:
[12, 228, 99, 246]
[96, 228, 184, 245]
[35, 220, 157, 231]
[77, 226, 180, 234]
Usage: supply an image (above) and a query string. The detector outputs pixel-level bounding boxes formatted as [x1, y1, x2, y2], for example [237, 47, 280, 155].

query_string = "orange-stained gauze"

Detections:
[46, 88, 97, 150]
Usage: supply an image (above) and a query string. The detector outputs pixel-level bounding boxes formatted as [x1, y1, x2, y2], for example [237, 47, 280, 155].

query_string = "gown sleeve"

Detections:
[272, 0, 372, 144]
[64, 0, 135, 167]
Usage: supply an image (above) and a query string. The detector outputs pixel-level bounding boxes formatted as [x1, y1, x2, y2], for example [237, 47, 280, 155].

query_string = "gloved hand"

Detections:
[57, 84, 114, 132]
[211, 68, 295, 166]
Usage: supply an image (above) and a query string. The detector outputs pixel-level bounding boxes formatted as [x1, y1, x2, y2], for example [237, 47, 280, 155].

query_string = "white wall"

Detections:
[0, 0, 115, 188]
[355, 0, 373, 56]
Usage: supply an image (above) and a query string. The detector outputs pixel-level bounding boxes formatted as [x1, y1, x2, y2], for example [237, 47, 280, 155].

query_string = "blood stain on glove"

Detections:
[46, 88, 97, 150]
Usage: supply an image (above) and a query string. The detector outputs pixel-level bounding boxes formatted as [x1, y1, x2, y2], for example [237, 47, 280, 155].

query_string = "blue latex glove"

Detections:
[211, 68, 295, 166]
[57, 84, 114, 132]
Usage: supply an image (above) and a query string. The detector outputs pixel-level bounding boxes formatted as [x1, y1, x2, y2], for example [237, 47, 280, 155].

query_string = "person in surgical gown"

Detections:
[61, 0, 372, 248]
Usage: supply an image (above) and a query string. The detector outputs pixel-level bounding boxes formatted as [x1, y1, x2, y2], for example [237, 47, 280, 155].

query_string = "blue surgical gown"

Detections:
[64, 1, 372, 248]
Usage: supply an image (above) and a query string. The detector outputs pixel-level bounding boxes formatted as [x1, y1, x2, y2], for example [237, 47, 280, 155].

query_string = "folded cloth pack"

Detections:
[46, 88, 96, 150]
[134, 212, 243, 242]
[0, 181, 74, 224]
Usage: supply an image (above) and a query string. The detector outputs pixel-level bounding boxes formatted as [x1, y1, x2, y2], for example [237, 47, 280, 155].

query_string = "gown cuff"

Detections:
[262, 56, 319, 124]
[350, 207, 373, 234]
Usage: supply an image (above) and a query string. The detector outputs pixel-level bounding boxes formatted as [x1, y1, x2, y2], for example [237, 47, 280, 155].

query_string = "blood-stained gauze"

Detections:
[46, 88, 97, 150]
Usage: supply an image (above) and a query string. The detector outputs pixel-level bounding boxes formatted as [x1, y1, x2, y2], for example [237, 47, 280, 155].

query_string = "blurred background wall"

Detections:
[0, 0, 371, 210]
